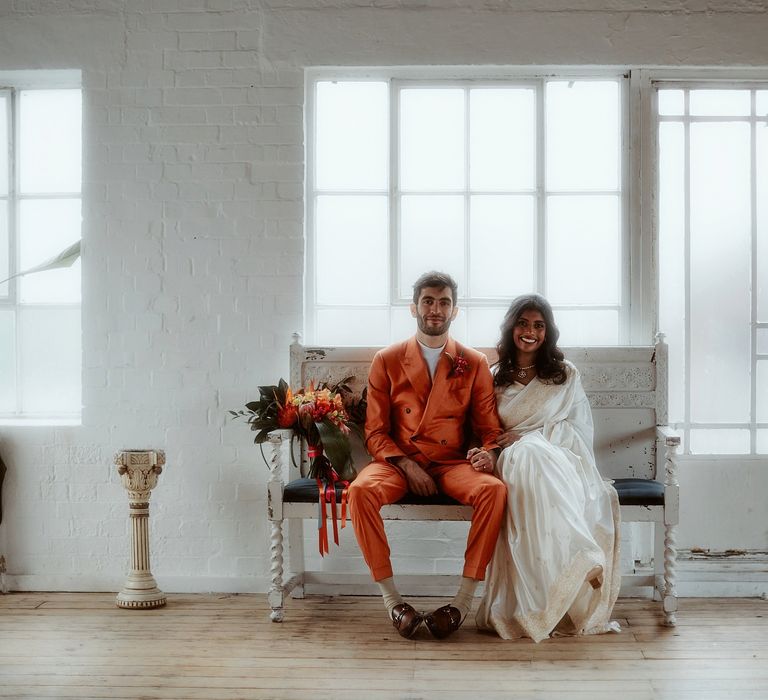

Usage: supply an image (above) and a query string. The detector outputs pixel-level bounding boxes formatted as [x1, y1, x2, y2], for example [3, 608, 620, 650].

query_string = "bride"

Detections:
[475, 294, 621, 642]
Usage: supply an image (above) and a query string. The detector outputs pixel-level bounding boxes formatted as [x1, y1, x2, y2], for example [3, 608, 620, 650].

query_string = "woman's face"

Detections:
[512, 309, 546, 356]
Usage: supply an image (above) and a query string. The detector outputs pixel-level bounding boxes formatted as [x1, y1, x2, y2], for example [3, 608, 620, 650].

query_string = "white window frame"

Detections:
[305, 67, 640, 346]
[0, 70, 82, 425]
[649, 68, 768, 457]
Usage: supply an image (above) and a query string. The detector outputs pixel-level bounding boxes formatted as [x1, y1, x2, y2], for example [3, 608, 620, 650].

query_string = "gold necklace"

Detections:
[515, 363, 536, 380]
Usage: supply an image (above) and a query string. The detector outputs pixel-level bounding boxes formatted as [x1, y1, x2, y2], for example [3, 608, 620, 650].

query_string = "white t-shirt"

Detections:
[417, 339, 447, 380]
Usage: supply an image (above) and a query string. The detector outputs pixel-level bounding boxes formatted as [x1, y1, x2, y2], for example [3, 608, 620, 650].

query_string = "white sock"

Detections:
[377, 577, 403, 616]
[451, 577, 479, 619]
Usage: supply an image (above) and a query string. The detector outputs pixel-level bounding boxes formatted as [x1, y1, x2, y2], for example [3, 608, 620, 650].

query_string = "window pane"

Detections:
[690, 429, 749, 455]
[757, 360, 768, 423]
[757, 430, 768, 455]
[467, 307, 508, 347]
[315, 196, 388, 305]
[19, 307, 80, 414]
[315, 82, 387, 191]
[555, 309, 619, 346]
[399, 195, 464, 298]
[690, 123, 751, 423]
[0, 201, 8, 298]
[0, 92, 8, 195]
[400, 89, 464, 191]
[657, 122, 686, 424]
[758, 123, 768, 322]
[757, 91, 768, 117]
[19, 198, 81, 304]
[658, 89, 684, 116]
[546, 195, 620, 305]
[758, 329, 768, 355]
[19, 89, 82, 194]
[0, 310, 15, 412]
[469, 195, 534, 298]
[469, 88, 535, 191]
[546, 81, 620, 191]
[689, 89, 750, 117]
[316, 308, 388, 346]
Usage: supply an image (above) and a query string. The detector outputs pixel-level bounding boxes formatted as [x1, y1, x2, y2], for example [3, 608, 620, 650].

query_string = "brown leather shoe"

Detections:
[391, 602, 423, 639]
[424, 604, 464, 639]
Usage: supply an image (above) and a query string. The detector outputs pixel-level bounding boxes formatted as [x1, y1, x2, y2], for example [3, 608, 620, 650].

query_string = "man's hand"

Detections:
[497, 430, 523, 448]
[393, 457, 438, 497]
[467, 447, 497, 474]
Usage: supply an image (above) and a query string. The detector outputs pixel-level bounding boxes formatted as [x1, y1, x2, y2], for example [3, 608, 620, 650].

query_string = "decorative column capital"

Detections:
[114, 449, 166, 503]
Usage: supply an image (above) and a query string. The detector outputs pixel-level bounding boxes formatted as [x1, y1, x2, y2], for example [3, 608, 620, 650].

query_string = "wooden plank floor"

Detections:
[1, 593, 767, 700]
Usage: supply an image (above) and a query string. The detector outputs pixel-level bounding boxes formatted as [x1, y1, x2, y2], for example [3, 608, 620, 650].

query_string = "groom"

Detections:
[348, 271, 506, 639]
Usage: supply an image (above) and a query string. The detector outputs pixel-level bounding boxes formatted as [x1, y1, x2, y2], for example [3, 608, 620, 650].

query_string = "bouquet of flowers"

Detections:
[231, 377, 360, 482]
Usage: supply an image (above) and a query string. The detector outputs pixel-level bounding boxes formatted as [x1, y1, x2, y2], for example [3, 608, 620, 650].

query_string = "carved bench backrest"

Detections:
[290, 341, 667, 481]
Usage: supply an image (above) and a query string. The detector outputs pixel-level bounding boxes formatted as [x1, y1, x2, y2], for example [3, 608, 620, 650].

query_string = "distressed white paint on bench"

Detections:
[267, 336, 680, 626]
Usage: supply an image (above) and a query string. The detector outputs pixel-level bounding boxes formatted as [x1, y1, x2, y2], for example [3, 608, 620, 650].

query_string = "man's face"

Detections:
[411, 286, 458, 336]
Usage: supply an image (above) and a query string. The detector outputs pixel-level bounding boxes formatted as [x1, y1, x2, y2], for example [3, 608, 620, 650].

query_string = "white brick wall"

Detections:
[0, 0, 767, 593]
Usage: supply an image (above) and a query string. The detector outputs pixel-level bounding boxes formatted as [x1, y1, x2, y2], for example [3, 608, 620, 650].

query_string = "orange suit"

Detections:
[348, 336, 506, 581]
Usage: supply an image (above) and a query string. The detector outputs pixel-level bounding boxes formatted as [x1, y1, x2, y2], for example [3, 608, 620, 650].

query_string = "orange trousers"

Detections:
[348, 460, 507, 582]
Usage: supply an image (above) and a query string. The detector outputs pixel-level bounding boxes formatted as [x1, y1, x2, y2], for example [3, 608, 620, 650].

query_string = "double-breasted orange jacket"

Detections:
[364, 336, 502, 466]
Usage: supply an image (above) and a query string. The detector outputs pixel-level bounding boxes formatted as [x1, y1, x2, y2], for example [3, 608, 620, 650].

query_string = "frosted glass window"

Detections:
[0, 201, 8, 298]
[689, 123, 751, 423]
[469, 88, 535, 191]
[689, 89, 750, 117]
[554, 309, 619, 346]
[690, 429, 749, 455]
[546, 195, 620, 305]
[400, 89, 464, 191]
[399, 195, 464, 297]
[467, 307, 508, 347]
[19, 198, 82, 303]
[315, 196, 388, 305]
[757, 430, 768, 455]
[757, 91, 768, 117]
[758, 329, 768, 355]
[316, 309, 389, 346]
[657, 123, 686, 424]
[315, 82, 388, 191]
[0, 92, 8, 195]
[0, 310, 15, 412]
[19, 307, 81, 414]
[469, 195, 534, 298]
[546, 81, 620, 191]
[757, 361, 768, 423]
[758, 126, 768, 322]
[19, 90, 82, 194]
[658, 90, 684, 116]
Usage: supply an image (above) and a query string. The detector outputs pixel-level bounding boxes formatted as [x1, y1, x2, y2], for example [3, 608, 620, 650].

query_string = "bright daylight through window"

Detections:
[0, 87, 82, 420]
[308, 76, 625, 348]
[658, 86, 768, 455]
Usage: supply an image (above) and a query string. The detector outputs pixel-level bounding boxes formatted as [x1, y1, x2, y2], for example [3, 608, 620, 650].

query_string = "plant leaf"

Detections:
[316, 419, 354, 480]
[0, 239, 81, 285]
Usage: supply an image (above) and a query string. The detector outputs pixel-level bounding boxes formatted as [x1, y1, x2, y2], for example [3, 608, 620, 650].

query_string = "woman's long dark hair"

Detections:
[493, 294, 568, 387]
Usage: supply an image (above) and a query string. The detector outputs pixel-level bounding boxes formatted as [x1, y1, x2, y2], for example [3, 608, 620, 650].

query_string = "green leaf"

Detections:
[254, 428, 272, 444]
[0, 239, 81, 286]
[316, 419, 354, 480]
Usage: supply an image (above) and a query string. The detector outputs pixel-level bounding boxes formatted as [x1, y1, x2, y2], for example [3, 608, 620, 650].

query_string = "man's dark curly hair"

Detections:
[412, 271, 458, 305]
[493, 294, 568, 387]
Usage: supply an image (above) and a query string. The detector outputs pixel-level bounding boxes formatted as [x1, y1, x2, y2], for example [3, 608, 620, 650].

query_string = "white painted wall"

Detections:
[0, 0, 766, 594]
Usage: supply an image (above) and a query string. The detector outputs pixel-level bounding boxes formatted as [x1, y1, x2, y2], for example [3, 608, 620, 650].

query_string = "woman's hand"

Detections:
[467, 447, 497, 474]
[497, 430, 523, 448]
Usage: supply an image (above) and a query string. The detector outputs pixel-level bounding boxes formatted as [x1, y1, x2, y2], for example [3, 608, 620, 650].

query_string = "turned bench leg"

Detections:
[662, 521, 678, 627]
[268, 517, 285, 622]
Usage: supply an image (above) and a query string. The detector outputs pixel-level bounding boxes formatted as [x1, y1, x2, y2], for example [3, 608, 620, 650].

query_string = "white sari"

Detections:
[476, 362, 621, 642]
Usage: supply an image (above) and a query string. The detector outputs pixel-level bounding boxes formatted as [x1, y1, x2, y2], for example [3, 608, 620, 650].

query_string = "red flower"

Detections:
[445, 351, 470, 378]
[277, 402, 298, 428]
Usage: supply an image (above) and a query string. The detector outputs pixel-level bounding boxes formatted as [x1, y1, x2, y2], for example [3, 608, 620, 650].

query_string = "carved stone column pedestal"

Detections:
[115, 449, 166, 609]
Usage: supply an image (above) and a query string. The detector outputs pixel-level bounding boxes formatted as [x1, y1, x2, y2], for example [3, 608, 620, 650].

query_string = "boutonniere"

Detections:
[444, 350, 469, 378]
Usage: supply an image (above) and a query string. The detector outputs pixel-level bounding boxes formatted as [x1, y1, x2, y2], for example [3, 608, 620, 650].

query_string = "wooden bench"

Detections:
[266, 335, 681, 626]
